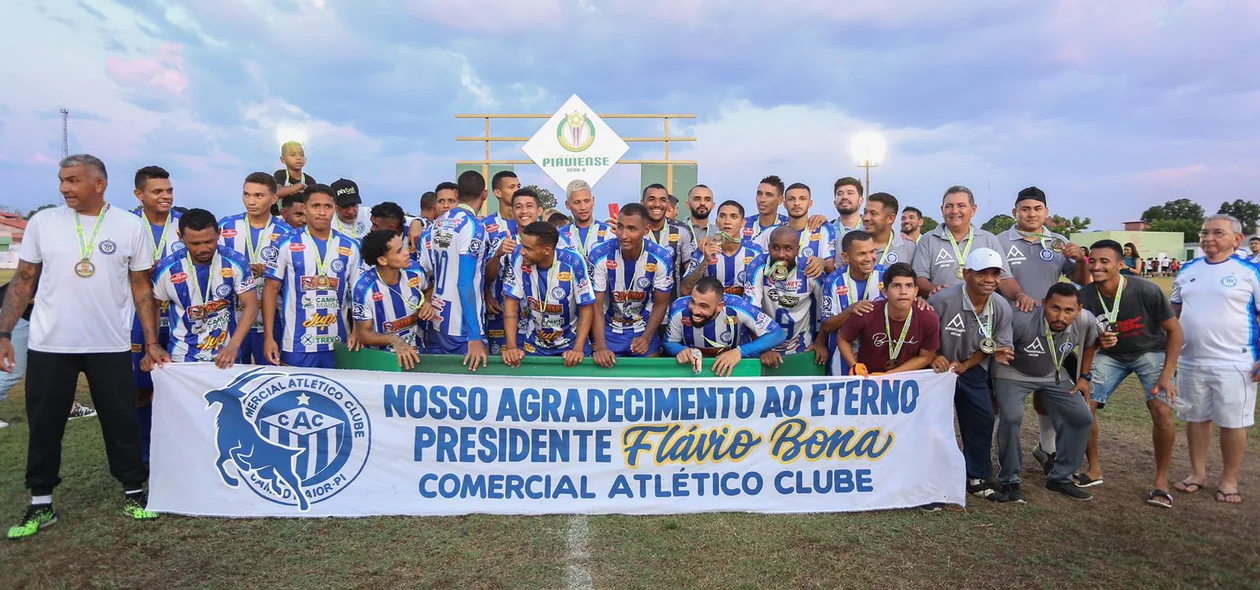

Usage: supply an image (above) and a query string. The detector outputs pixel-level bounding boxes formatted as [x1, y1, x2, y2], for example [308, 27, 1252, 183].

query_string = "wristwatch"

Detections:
[0, 331, 11, 341]
[1078, 372, 1093, 382]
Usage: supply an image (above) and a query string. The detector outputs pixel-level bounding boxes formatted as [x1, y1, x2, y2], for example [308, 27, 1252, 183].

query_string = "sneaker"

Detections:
[917, 503, 945, 512]
[0, 418, 8, 429]
[68, 403, 97, 420]
[123, 494, 159, 521]
[999, 483, 1027, 504]
[968, 478, 1010, 502]
[1046, 480, 1094, 501]
[1032, 445, 1055, 477]
[7, 504, 57, 540]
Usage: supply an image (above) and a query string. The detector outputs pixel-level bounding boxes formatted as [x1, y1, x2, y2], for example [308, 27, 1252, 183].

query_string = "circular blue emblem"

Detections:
[550, 286, 566, 300]
[737, 270, 748, 283]
[330, 259, 346, 273]
[490, 342, 501, 355]
[636, 276, 651, 289]
[802, 247, 815, 257]
[170, 241, 186, 252]
[261, 246, 280, 261]
[206, 369, 371, 511]
[99, 239, 117, 255]
[720, 331, 732, 344]
[1039, 248, 1054, 261]
[215, 284, 232, 298]
[887, 252, 899, 263]
[1058, 341, 1074, 354]
[1222, 275, 1239, 287]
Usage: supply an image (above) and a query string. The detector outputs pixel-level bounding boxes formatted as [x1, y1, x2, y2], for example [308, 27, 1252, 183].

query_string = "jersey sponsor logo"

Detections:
[337, 246, 352, 257]
[1007, 245, 1026, 262]
[1222, 275, 1239, 287]
[606, 260, 618, 269]
[189, 299, 232, 321]
[550, 286, 567, 300]
[222, 229, 239, 238]
[382, 314, 418, 333]
[220, 268, 236, 278]
[669, 233, 680, 243]
[743, 227, 754, 237]
[485, 223, 500, 233]
[527, 297, 564, 314]
[170, 241, 186, 252]
[636, 276, 651, 289]
[204, 368, 370, 511]
[645, 263, 658, 273]
[300, 275, 340, 291]
[887, 252, 899, 263]
[171, 272, 188, 284]
[934, 249, 954, 263]
[558, 271, 573, 282]
[1039, 249, 1054, 261]
[302, 293, 341, 310]
[408, 277, 421, 288]
[99, 239, 117, 255]
[945, 313, 966, 336]
[681, 316, 692, 327]
[290, 243, 306, 252]
[197, 332, 229, 352]
[302, 312, 339, 328]
[215, 284, 233, 298]
[612, 290, 647, 302]
[1023, 339, 1046, 354]
[372, 291, 384, 302]
[330, 259, 346, 274]
[261, 246, 280, 261]
[270, 233, 280, 241]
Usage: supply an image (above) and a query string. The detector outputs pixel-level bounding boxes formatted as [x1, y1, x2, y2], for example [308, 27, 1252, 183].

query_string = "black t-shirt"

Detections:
[0, 282, 33, 321]
[273, 170, 315, 188]
[1078, 276, 1174, 362]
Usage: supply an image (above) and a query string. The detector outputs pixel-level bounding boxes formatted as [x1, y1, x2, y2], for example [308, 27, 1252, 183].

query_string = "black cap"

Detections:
[1016, 186, 1046, 205]
[331, 178, 361, 207]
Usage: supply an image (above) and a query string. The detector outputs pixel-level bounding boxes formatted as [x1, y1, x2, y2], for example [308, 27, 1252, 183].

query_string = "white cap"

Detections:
[964, 248, 1004, 271]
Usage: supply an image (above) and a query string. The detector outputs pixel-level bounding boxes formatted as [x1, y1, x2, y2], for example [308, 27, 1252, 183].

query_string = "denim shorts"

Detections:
[1089, 351, 1165, 407]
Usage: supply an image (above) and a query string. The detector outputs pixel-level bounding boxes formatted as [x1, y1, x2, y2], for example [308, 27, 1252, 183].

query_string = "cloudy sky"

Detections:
[2, 0, 1257, 229]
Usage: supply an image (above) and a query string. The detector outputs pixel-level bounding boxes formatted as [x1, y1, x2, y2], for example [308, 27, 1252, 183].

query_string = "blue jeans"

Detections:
[1089, 351, 1165, 408]
[0, 318, 30, 402]
[955, 364, 996, 480]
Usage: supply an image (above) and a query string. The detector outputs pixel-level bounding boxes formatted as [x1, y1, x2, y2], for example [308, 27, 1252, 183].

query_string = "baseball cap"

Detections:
[964, 248, 1004, 272]
[331, 178, 361, 207]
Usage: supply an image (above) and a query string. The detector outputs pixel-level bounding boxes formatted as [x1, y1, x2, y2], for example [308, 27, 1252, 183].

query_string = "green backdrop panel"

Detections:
[759, 351, 828, 378]
[640, 164, 699, 220]
[335, 344, 762, 377]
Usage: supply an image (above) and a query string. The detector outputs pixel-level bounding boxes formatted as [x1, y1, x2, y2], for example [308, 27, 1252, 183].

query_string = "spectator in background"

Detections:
[546, 210, 570, 228]
[1121, 243, 1143, 276]
[666, 194, 679, 220]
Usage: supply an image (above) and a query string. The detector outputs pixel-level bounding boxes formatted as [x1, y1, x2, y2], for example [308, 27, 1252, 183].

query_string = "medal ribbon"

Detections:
[307, 229, 332, 276]
[75, 204, 111, 263]
[1016, 228, 1050, 249]
[572, 224, 599, 257]
[970, 296, 994, 340]
[1044, 317, 1073, 381]
[1098, 275, 1125, 324]
[541, 254, 562, 307]
[244, 217, 274, 263]
[843, 270, 878, 303]
[945, 227, 975, 268]
[876, 231, 895, 266]
[885, 305, 914, 364]
[384, 269, 425, 311]
[147, 213, 174, 260]
[183, 254, 220, 309]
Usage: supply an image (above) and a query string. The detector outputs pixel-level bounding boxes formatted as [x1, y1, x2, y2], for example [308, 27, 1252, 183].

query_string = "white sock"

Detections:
[1038, 415, 1057, 454]
[124, 489, 143, 496]
[31, 495, 52, 505]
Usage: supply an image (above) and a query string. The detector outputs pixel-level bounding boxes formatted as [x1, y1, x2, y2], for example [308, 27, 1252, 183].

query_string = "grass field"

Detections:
[2, 275, 1259, 588]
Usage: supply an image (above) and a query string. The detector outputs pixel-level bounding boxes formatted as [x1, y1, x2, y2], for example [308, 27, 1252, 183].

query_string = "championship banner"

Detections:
[149, 364, 965, 517]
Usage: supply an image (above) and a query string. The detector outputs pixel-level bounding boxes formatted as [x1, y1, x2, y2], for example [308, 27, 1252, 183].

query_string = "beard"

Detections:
[690, 207, 711, 220]
[837, 204, 859, 216]
[690, 313, 716, 327]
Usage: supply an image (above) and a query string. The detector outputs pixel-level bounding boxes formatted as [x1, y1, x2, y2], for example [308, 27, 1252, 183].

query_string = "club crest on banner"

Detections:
[204, 369, 371, 511]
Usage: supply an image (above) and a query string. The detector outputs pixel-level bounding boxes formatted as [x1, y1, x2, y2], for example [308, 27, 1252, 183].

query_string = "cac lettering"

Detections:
[303, 313, 338, 328]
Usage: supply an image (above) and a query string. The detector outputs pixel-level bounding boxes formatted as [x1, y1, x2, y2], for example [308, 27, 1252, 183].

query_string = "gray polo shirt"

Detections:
[994, 307, 1098, 383]
[688, 220, 713, 244]
[913, 224, 1011, 288]
[928, 284, 1014, 363]
[649, 218, 697, 296]
[1000, 227, 1077, 303]
[873, 232, 917, 268]
[831, 217, 863, 261]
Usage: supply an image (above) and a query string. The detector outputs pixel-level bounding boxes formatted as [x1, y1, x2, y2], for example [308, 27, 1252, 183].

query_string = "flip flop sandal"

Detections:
[1215, 490, 1244, 504]
[1175, 480, 1204, 494]
[1073, 473, 1104, 488]
[1147, 489, 1173, 508]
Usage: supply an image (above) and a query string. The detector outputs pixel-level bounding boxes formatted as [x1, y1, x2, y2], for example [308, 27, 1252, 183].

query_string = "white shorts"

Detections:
[1176, 363, 1257, 428]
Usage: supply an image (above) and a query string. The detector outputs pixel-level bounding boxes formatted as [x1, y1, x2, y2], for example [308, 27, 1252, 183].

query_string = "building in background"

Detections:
[0, 212, 26, 269]
[1069, 230, 1187, 261]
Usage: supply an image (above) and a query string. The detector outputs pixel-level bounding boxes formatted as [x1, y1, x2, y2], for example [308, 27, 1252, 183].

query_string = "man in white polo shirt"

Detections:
[0, 154, 168, 540]
[1171, 215, 1260, 505]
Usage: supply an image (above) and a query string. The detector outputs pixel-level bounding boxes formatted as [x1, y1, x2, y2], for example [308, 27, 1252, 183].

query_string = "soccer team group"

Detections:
[0, 142, 1254, 539]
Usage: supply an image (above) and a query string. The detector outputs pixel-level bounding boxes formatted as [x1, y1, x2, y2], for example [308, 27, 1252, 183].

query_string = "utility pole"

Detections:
[60, 108, 69, 158]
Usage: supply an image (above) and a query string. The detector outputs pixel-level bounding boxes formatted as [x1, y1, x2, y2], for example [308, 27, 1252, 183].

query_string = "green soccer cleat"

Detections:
[123, 495, 159, 521]
[7, 505, 58, 540]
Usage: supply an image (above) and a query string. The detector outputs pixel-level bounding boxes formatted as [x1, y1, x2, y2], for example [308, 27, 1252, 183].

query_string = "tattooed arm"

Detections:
[131, 269, 170, 367]
[0, 260, 41, 372]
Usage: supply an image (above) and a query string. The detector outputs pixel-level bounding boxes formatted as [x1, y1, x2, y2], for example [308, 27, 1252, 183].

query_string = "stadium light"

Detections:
[850, 131, 886, 194]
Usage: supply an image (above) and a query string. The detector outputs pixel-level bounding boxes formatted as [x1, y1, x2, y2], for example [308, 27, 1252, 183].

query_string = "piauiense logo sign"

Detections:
[522, 94, 629, 191]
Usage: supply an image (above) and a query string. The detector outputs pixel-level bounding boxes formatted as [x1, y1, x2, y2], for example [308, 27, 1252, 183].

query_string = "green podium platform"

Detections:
[334, 344, 829, 378]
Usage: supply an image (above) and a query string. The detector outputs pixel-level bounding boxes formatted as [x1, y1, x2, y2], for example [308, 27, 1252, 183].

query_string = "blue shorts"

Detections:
[280, 350, 336, 369]
[131, 325, 170, 390]
[425, 331, 473, 355]
[1089, 351, 1165, 407]
[604, 329, 661, 356]
[237, 331, 267, 365]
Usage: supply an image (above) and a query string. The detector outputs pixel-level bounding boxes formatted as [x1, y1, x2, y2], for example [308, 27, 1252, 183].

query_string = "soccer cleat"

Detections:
[967, 478, 1010, 503]
[7, 504, 57, 540]
[68, 403, 98, 420]
[999, 483, 1027, 504]
[123, 494, 159, 521]
[1031, 445, 1055, 477]
[1046, 480, 1094, 501]
[0, 418, 8, 429]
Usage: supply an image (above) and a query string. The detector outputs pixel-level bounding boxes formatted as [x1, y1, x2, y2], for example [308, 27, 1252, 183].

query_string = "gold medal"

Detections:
[885, 359, 898, 370]
[74, 259, 95, 278]
[954, 267, 964, 279]
[1050, 238, 1066, 253]
[980, 337, 996, 355]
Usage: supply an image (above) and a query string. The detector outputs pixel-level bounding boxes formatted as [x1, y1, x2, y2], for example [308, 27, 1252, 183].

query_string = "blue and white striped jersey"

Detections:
[588, 239, 675, 335]
[132, 209, 184, 333]
[218, 213, 294, 333]
[685, 240, 764, 298]
[426, 204, 489, 339]
[351, 267, 430, 351]
[821, 265, 887, 375]
[747, 254, 824, 354]
[483, 213, 520, 327]
[752, 223, 837, 261]
[558, 221, 614, 260]
[504, 247, 596, 353]
[153, 246, 254, 362]
[665, 294, 778, 355]
[743, 213, 788, 241]
[263, 229, 362, 353]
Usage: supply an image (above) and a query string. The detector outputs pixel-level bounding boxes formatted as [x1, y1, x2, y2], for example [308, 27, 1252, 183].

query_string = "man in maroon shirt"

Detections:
[838, 263, 940, 375]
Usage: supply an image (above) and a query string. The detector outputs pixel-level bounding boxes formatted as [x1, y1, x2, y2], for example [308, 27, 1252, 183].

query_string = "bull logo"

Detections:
[205, 368, 370, 511]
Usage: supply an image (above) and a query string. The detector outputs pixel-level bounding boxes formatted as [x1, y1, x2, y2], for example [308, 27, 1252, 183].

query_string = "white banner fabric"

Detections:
[150, 364, 965, 517]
